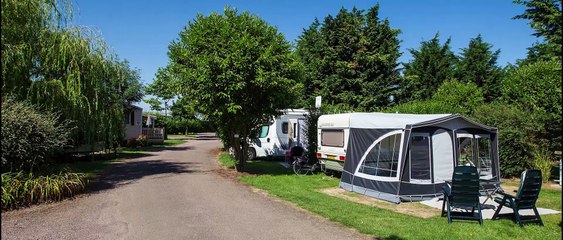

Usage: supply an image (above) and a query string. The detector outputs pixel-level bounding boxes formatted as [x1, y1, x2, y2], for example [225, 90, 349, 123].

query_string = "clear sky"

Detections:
[73, 0, 537, 111]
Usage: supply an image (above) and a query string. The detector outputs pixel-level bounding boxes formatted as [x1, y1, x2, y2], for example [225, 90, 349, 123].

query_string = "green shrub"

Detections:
[472, 103, 541, 177]
[218, 153, 236, 169]
[533, 147, 553, 182]
[1, 170, 85, 209]
[1, 97, 72, 172]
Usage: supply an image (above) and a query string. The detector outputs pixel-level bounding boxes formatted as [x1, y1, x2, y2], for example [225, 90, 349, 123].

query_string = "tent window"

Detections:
[410, 135, 431, 181]
[477, 135, 493, 179]
[457, 134, 474, 167]
[321, 129, 344, 147]
[259, 125, 269, 138]
[457, 133, 493, 179]
[359, 133, 401, 177]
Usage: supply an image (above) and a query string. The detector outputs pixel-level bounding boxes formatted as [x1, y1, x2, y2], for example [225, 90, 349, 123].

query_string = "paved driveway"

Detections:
[2, 133, 366, 240]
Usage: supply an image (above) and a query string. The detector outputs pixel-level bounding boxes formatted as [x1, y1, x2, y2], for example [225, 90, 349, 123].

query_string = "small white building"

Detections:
[124, 105, 143, 140]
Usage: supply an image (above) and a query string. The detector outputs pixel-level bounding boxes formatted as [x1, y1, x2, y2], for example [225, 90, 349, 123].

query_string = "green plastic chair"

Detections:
[441, 166, 483, 225]
[492, 169, 543, 227]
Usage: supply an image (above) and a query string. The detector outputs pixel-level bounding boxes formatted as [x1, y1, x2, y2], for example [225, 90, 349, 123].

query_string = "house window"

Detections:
[359, 133, 401, 177]
[282, 122, 288, 134]
[130, 111, 135, 126]
[321, 129, 344, 147]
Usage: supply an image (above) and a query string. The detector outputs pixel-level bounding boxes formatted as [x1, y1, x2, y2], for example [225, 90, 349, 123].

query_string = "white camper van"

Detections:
[249, 109, 309, 159]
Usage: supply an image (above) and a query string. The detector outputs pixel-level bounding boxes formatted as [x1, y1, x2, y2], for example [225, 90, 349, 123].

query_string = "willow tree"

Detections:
[2, 0, 143, 151]
[165, 7, 301, 171]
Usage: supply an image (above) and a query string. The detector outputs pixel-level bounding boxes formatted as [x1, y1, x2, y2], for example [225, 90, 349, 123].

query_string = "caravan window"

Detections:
[259, 125, 269, 138]
[282, 122, 288, 134]
[321, 129, 344, 147]
[359, 133, 401, 177]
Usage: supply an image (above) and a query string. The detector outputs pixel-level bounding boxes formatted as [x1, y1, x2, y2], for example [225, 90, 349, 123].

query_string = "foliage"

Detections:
[295, 4, 402, 110]
[455, 34, 504, 102]
[2, 0, 143, 152]
[514, 0, 562, 62]
[471, 103, 541, 177]
[400, 33, 457, 102]
[304, 104, 324, 160]
[144, 98, 164, 112]
[533, 147, 554, 182]
[1, 97, 72, 173]
[218, 153, 236, 169]
[239, 160, 562, 239]
[163, 7, 301, 171]
[432, 79, 485, 115]
[1, 170, 85, 209]
[390, 79, 484, 115]
[500, 60, 562, 150]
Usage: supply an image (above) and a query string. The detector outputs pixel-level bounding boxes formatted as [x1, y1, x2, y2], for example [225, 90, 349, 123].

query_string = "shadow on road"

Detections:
[87, 160, 200, 193]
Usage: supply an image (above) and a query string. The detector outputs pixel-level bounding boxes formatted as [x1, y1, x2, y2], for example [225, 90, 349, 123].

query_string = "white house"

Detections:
[124, 105, 143, 140]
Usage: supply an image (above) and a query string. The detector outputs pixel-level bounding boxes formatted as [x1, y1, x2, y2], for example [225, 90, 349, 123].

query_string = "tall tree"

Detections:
[296, 4, 401, 110]
[456, 34, 503, 102]
[358, 4, 401, 110]
[165, 7, 301, 171]
[514, 0, 562, 63]
[400, 33, 457, 102]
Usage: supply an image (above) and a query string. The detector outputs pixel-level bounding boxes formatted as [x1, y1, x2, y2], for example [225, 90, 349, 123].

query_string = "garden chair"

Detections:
[441, 166, 483, 225]
[491, 169, 543, 227]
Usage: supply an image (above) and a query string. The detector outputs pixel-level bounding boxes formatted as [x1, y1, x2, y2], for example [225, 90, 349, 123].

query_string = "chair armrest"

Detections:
[498, 191, 516, 199]
[442, 185, 451, 196]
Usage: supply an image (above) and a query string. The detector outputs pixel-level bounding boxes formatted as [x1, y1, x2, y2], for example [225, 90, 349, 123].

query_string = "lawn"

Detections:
[235, 160, 562, 240]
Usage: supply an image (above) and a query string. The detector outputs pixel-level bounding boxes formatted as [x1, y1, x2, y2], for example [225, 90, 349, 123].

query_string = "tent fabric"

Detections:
[337, 113, 500, 203]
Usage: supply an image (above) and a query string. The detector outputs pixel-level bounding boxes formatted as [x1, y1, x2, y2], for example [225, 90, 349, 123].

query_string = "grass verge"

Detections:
[218, 153, 236, 169]
[1, 170, 85, 209]
[221, 157, 562, 240]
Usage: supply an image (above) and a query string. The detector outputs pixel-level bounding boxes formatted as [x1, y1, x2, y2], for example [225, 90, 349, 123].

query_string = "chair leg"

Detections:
[447, 199, 452, 224]
[511, 201, 522, 227]
[533, 207, 544, 226]
[492, 196, 506, 220]
[478, 204, 483, 225]
[441, 197, 446, 217]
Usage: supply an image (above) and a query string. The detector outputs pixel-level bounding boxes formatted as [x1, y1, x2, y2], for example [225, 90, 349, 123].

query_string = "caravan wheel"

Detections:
[247, 148, 256, 160]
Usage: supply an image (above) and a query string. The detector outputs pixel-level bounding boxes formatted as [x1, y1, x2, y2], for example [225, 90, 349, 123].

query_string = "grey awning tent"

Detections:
[336, 112, 500, 203]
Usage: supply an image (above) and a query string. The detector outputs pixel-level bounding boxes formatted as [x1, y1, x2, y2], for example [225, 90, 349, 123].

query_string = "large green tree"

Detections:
[2, 0, 143, 150]
[400, 33, 457, 102]
[514, 0, 562, 63]
[295, 4, 401, 110]
[456, 34, 504, 102]
[164, 7, 301, 171]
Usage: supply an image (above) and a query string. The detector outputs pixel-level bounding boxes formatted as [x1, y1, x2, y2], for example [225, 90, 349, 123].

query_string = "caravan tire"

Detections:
[247, 148, 256, 160]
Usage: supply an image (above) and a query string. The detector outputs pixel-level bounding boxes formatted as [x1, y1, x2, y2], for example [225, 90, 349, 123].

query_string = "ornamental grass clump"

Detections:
[533, 147, 553, 182]
[1, 170, 85, 209]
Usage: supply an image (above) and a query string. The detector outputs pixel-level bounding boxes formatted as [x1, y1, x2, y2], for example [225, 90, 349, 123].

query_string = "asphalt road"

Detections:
[1, 133, 367, 240]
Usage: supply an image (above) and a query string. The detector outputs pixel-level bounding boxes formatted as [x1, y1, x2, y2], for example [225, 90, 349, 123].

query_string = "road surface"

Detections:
[1, 133, 367, 240]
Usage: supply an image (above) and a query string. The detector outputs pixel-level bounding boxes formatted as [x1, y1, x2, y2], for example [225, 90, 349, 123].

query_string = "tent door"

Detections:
[409, 133, 432, 183]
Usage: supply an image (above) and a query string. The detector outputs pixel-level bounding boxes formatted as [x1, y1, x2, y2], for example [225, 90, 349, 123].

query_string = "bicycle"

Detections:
[286, 146, 324, 175]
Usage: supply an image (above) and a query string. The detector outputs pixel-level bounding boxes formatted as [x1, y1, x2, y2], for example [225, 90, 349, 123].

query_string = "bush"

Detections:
[471, 103, 541, 177]
[1, 170, 85, 209]
[533, 147, 553, 182]
[1, 97, 72, 172]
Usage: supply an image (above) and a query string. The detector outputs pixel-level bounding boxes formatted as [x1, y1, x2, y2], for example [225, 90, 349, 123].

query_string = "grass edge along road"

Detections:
[217, 154, 561, 240]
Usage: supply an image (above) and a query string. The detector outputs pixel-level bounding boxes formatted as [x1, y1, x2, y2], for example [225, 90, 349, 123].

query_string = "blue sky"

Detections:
[73, 0, 537, 111]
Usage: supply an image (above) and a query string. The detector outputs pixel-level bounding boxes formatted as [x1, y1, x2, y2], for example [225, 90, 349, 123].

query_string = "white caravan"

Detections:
[249, 109, 309, 159]
[316, 113, 351, 172]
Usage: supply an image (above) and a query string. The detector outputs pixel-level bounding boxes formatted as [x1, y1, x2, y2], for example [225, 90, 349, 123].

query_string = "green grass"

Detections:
[236, 160, 562, 240]
[218, 153, 236, 169]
